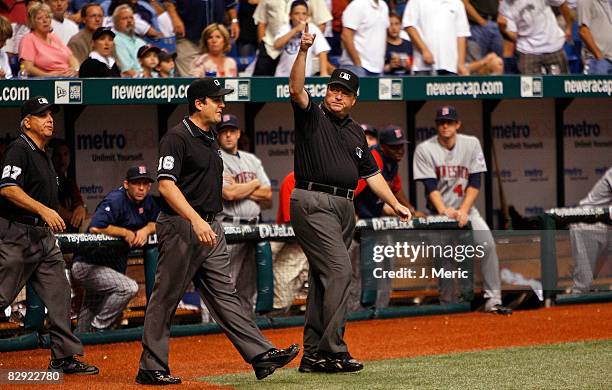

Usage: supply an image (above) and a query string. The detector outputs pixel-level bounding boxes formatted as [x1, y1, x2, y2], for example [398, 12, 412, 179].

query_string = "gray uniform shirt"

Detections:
[413, 134, 487, 210]
[579, 167, 612, 207]
[577, 0, 612, 60]
[220, 149, 271, 219]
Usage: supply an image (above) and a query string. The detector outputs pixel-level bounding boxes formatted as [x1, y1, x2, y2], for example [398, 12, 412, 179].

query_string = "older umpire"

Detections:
[0, 96, 98, 374]
[137, 78, 299, 385]
[289, 24, 412, 373]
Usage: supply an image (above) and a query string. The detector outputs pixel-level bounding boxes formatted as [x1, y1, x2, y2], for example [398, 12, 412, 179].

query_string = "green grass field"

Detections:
[201, 339, 612, 389]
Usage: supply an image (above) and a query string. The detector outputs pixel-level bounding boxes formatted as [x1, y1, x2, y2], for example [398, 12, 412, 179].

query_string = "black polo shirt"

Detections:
[157, 117, 224, 215]
[292, 93, 379, 189]
[0, 133, 59, 219]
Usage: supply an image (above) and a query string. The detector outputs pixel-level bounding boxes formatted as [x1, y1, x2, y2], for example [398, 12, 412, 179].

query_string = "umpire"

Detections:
[137, 78, 299, 385]
[289, 25, 412, 373]
[0, 96, 98, 374]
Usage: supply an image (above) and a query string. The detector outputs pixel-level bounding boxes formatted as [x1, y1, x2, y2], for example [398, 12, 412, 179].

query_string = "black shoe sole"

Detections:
[254, 349, 300, 380]
[49, 368, 100, 376]
[135, 376, 182, 385]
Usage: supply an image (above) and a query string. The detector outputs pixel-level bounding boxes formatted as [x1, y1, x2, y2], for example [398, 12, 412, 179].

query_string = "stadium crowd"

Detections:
[0, 0, 611, 78]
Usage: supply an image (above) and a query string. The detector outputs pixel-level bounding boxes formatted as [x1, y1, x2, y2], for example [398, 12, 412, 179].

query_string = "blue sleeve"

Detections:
[467, 173, 482, 190]
[421, 178, 439, 195]
[225, 0, 237, 9]
[146, 196, 160, 222]
[89, 196, 121, 229]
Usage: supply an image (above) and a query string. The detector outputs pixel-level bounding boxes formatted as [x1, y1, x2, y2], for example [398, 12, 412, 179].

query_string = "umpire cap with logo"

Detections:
[435, 105, 459, 122]
[379, 125, 409, 145]
[187, 78, 233, 114]
[328, 68, 359, 94]
[20, 96, 59, 120]
[126, 165, 154, 183]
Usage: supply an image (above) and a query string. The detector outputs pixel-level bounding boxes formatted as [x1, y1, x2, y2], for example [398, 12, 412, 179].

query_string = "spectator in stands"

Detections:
[46, 0, 78, 44]
[237, 0, 258, 57]
[155, 49, 176, 77]
[384, 12, 412, 75]
[465, 45, 504, 75]
[462, 0, 503, 57]
[79, 26, 121, 77]
[340, 0, 389, 76]
[0, 15, 13, 78]
[403, 0, 471, 75]
[0, 0, 31, 65]
[271, 171, 309, 316]
[252, 0, 331, 75]
[19, 2, 80, 77]
[577, 0, 612, 75]
[188, 23, 237, 77]
[112, 4, 146, 77]
[499, 0, 573, 75]
[104, 0, 162, 39]
[72, 165, 159, 333]
[137, 43, 160, 77]
[273, 0, 330, 77]
[162, 0, 240, 76]
[68, 3, 104, 64]
[217, 114, 272, 314]
[328, 0, 348, 57]
[360, 123, 378, 147]
[50, 139, 87, 233]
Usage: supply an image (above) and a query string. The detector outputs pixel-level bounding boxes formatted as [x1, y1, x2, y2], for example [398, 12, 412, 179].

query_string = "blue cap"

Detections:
[435, 105, 459, 121]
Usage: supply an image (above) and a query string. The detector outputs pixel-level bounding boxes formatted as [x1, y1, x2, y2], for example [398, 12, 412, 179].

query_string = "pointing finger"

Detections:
[304, 22, 308, 34]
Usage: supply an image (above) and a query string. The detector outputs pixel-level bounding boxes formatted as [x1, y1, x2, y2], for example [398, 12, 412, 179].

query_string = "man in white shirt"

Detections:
[46, 0, 79, 44]
[402, 0, 471, 75]
[498, 0, 573, 74]
[340, 0, 389, 76]
[577, 0, 612, 75]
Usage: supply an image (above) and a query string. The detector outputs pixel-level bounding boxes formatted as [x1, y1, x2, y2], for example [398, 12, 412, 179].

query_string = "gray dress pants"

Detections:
[290, 189, 356, 355]
[139, 213, 274, 372]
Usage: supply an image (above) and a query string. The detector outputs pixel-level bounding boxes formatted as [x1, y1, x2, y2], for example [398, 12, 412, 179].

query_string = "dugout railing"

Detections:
[5, 211, 610, 352]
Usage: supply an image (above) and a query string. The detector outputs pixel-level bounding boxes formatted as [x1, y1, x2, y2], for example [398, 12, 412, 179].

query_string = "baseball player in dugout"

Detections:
[217, 113, 272, 315]
[137, 78, 299, 385]
[0, 96, 99, 375]
[413, 105, 512, 315]
[289, 24, 412, 373]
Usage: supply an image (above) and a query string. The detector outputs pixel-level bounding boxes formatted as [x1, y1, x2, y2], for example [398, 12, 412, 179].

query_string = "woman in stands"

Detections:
[19, 2, 80, 77]
[188, 23, 237, 77]
[79, 27, 121, 77]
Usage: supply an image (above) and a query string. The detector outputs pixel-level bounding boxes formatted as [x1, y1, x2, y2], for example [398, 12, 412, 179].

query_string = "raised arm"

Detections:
[289, 22, 313, 109]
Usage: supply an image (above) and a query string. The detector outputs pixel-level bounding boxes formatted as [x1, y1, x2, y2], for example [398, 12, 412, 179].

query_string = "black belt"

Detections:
[295, 180, 355, 201]
[7, 215, 48, 227]
[198, 212, 217, 223]
[222, 216, 259, 224]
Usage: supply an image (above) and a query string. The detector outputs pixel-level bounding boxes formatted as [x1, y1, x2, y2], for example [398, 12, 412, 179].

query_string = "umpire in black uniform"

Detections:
[289, 24, 412, 373]
[0, 96, 98, 374]
[136, 78, 299, 385]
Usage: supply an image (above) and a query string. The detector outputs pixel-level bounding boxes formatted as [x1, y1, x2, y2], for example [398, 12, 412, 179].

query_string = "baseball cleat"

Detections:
[252, 344, 300, 380]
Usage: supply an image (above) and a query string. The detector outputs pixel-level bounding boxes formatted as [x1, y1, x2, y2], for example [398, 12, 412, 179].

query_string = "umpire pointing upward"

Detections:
[0, 97, 98, 374]
[289, 24, 412, 373]
[137, 78, 299, 385]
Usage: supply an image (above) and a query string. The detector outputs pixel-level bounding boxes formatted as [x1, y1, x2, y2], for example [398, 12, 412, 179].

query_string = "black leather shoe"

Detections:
[252, 344, 300, 380]
[322, 352, 364, 373]
[135, 369, 182, 385]
[48, 357, 99, 375]
[298, 353, 328, 373]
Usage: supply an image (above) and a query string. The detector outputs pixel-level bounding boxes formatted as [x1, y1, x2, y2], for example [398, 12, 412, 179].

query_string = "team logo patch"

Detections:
[139, 165, 147, 174]
[139, 207, 144, 214]
[355, 147, 363, 158]
[339, 72, 351, 81]
[105, 206, 111, 212]
[394, 128, 402, 138]
[214, 80, 221, 86]
[442, 106, 450, 116]
[223, 114, 230, 122]
[38, 97, 49, 105]
[476, 152, 485, 165]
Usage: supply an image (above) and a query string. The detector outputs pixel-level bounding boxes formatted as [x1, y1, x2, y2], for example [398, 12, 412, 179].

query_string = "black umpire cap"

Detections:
[126, 165, 154, 183]
[187, 78, 233, 114]
[328, 68, 359, 94]
[20, 96, 59, 120]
